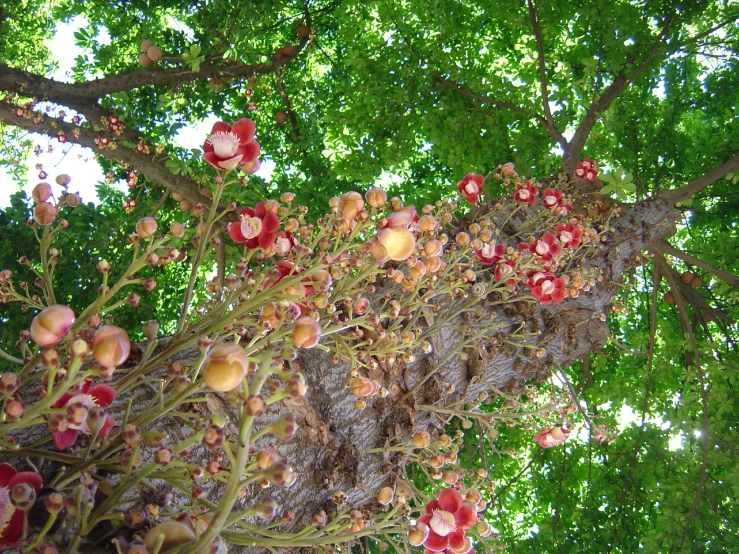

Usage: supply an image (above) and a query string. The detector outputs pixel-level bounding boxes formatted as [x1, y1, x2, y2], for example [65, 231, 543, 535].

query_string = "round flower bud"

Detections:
[30, 304, 75, 347]
[4, 398, 25, 420]
[269, 415, 298, 439]
[337, 191, 364, 220]
[136, 216, 158, 238]
[70, 339, 88, 358]
[44, 491, 65, 514]
[376, 228, 416, 261]
[365, 187, 387, 208]
[292, 317, 322, 349]
[256, 445, 281, 469]
[412, 431, 431, 448]
[0, 373, 21, 396]
[264, 461, 296, 487]
[170, 222, 186, 238]
[332, 490, 347, 505]
[377, 487, 394, 506]
[202, 342, 249, 392]
[92, 326, 131, 368]
[34, 202, 57, 225]
[11, 482, 36, 510]
[143, 320, 159, 341]
[408, 521, 430, 546]
[144, 521, 195, 552]
[65, 193, 80, 207]
[32, 182, 52, 203]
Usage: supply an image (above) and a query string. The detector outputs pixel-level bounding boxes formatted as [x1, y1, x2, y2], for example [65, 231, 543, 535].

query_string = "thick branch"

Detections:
[659, 152, 739, 203]
[0, 38, 308, 102]
[652, 238, 739, 288]
[527, 0, 564, 147]
[561, 16, 673, 174]
[0, 103, 208, 206]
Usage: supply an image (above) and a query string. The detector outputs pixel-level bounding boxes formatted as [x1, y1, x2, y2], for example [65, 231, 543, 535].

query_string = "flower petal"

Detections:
[53, 429, 79, 450]
[425, 500, 439, 514]
[100, 415, 116, 437]
[0, 463, 16, 488]
[240, 141, 260, 163]
[258, 231, 276, 250]
[228, 221, 246, 243]
[3, 508, 24, 547]
[89, 384, 116, 408]
[454, 502, 477, 529]
[8, 471, 43, 493]
[423, 529, 450, 552]
[210, 121, 231, 135]
[448, 530, 472, 553]
[438, 488, 463, 513]
[203, 152, 223, 169]
[261, 211, 280, 234]
[217, 154, 244, 169]
[232, 118, 256, 143]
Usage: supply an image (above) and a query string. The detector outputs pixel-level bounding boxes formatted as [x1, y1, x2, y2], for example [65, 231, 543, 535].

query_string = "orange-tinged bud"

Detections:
[136, 216, 158, 238]
[30, 304, 75, 347]
[418, 215, 438, 232]
[66, 193, 80, 207]
[429, 455, 444, 468]
[92, 326, 130, 368]
[32, 182, 52, 203]
[350, 377, 374, 397]
[425, 256, 442, 273]
[412, 431, 431, 448]
[408, 522, 430, 546]
[265, 461, 296, 487]
[424, 239, 443, 257]
[34, 202, 57, 225]
[338, 191, 364, 220]
[292, 317, 321, 348]
[369, 237, 388, 263]
[378, 486, 394, 505]
[377, 228, 415, 261]
[365, 187, 387, 208]
[456, 232, 470, 246]
[550, 427, 566, 441]
[256, 444, 281, 469]
[170, 222, 185, 237]
[144, 521, 195, 552]
[202, 342, 249, 392]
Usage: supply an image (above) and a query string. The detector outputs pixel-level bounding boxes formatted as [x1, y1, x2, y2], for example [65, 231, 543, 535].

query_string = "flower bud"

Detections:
[338, 191, 364, 220]
[170, 221, 185, 238]
[143, 320, 159, 341]
[136, 216, 158, 238]
[350, 377, 375, 398]
[332, 490, 347, 504]
[32, 182, 52, 203]
[269, 415, 298, 439]
[66, 193, 80, 207]
[0, 373, 21, 396]
[264, 461, 296, 487]
[292, 317, 322, 349]
[376, 228, 415, 261]
[377, 486, 394, 506]
[202, 342, 249, 392]
[4, 398, 25, 420]
[92, 326, 131, 368]
[122, 424, 141, 446]
[30, 304, 75, 347]
[256, 445, 281, 469]
[34, 202, 57, 225]
[121, 448, 143, 469]
[70, 338, 88, 358]
[412, 431, 431, 448]
[365, 187, 387, 208]
[203, 426, 225, 450]
[44, 491, 65, 514]
[10, 482, 36, 510]
[281, 192, 295, 203]
[144, 520, 196, 552]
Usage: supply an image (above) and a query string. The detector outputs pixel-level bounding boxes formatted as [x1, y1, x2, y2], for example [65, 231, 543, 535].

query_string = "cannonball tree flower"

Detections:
[533, 426, 570, 448]
[554, 222, 583, 248]
[371, 227, 416, 264]
[275, 231, 296, 257]
[415, 488, 478, 553]
[203, 118, 260, 170]
[30, 304, 75, 348]
[574, 158, 598, 182]
[51, 380, 116, 450]
[228, 201, 281, 250]
[541, 188, 572, 215]
[526, 271, 566, 305]
[474, 242, 504, 266]
[513, 180, 538, 205]
[0, 463, 43, 550]
[532, 232, 562, 262]
[495, 260, 520, 285]
[457, 173, 484, 204]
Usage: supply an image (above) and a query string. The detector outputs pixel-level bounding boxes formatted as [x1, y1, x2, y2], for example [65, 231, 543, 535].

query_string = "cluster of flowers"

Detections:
[574, 158, 598, 182]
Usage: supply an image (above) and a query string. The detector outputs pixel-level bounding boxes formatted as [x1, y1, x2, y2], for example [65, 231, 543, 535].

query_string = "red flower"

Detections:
[554, 222, 583, 248]
[474, 243, 504, 266]
[275, 231, 296, 256]
[574, 159, 598, 182]
[457, 173, 484, 204]
[533, 426, 570, 448]
[0, 464, 43, 550]
[541, 188, 568, 211]
[532, 232, 561, 262]
[526, 271, 567, 305]
[416, 488, 478, 553]
[513, 180, 538, 205]
[51, 379, 116, 450]
[203, 118, 260, 170]
[494, 260, 519, 285]
[228, 201, 281, 250]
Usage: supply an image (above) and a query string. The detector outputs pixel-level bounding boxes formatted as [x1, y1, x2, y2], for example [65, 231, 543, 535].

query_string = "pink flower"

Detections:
[526, 271, 567, 305]
[275, 231, 296, 256]
[574, 159, 598, 182]
[228, 201, 281, 250]
[513, 180, 538, 205]
[416, 488, 478, 553]
[51, 379, 116, 450]
[541, 188, 568, 211]
[532, 232, 562, 262]
[0, 464, 43, 550]
[554, 222, 583, 248]
[533, 426, 570, 448]
[474, 243, 504, 266]
[203, 119, 260, 170]
[457, 173, 484, 204]
[494, 260, 519, 285]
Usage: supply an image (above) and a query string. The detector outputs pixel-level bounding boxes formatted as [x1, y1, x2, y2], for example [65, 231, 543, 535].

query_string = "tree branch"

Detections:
[561, 15, 673, 174]
[651, 238, 739, 288]
[527, 0, 566, 149]
[0, 37, 309, 102]
[0, 102, 208, 206]
[659, 152, 739, 204]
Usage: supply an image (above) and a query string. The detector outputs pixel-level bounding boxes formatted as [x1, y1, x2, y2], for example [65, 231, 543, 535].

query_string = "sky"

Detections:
[0, 17, 271, 208]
